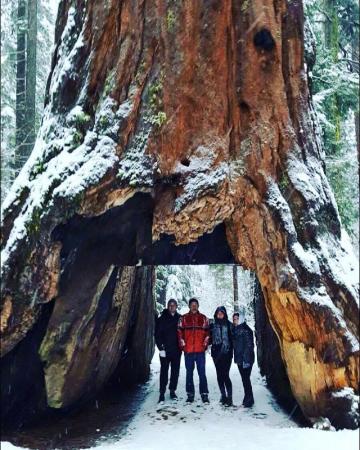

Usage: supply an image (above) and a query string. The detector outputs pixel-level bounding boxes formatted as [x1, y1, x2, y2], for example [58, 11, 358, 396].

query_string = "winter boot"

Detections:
[225, 396, 233, 407]
[220, 395, 227, 405]
[170, 390, 178, 400]
[201, 394, 210, 404]
[186, 394, 194, 403]
[243, 397, 254, 408]
[158, 393, 165, 403]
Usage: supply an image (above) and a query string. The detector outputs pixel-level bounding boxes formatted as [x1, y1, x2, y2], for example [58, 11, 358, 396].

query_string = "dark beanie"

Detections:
[188, 298, 199, 306]
[167, 299, 178, 307]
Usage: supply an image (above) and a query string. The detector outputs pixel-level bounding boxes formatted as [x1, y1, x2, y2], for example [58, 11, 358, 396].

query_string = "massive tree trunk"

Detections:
[1, 0, 359, 429]
[253, 276, 305, 421]
[1, 265, 154, 428]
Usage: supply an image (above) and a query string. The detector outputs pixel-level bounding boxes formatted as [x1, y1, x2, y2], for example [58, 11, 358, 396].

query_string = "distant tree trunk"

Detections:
[14, 0, 27, 174]
[25, 0, 37, 155]
[323, 0, 341, 155]
[233, 265, 239, 313]
[351, 37, 359, 163]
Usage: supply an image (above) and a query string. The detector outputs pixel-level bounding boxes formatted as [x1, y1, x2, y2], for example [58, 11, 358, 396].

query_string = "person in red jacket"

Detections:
[178, 298, 210, 403]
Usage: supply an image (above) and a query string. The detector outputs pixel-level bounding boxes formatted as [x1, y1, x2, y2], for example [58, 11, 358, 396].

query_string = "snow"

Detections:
[2, 348, 358, 450]
[316, 230, 359, 304]
[291, 241, 320, 275]
[0, 93, 137, 274]
[79, 352, 360, 449]
[173, 145, 229, 212]
[297, 285, 359, 352]
[48, 5, 85, 100]
[332, 387, 359, 421]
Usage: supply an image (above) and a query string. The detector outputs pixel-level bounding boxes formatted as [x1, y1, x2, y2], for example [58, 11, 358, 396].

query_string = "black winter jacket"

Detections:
[232, 322, 255, 366]
[209, 306, 233, 362]
[155, 309, 182, 357]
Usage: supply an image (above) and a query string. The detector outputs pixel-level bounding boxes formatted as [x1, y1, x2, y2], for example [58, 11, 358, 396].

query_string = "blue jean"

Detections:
[184, 352, 209, 395]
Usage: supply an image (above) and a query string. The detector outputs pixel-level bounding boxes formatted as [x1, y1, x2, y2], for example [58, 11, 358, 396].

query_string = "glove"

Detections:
[243, 362, 251, 369]
[159, 350, 166, 358]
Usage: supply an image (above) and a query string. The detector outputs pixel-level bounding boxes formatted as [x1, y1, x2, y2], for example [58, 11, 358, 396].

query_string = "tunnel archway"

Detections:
[1, 193, 300, 431]
[1, 0, 358, 433]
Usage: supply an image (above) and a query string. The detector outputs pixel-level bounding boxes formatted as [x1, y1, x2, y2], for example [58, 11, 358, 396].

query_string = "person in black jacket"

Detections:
[232, 311, 255, 407]
[210, 306, 233, 406]
[155, 299, 182, 403]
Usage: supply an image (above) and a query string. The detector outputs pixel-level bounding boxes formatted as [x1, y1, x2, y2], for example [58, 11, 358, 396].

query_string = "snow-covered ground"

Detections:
[2, 352, 358, 450]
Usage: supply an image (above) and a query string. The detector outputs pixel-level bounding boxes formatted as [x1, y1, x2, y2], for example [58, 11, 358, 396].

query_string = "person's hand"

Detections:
[243, 362, 251, 369]
[180, 339, 185, 348]
[159, 350, 166, 358]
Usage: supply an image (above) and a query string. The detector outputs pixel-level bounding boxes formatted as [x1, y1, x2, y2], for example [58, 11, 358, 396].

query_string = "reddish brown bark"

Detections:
[1, 0, 359, 429]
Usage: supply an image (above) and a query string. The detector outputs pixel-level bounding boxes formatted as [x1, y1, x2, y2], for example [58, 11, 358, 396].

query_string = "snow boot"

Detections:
[225, 396, 233, 407]
[186, 394, 194, 403]
[220, 395, 227, 405]
[201, 394, 210, 404]
[170, 391, 178, 400]
[243, 398, 254, 408]
[158, 393, 165, 403]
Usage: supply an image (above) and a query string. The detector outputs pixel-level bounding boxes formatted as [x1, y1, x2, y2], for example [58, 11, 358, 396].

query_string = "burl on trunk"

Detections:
[1, 0, 358, 429]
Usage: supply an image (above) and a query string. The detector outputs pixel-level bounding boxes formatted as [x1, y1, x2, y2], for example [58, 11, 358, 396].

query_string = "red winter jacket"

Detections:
[177, 311, 210, 354]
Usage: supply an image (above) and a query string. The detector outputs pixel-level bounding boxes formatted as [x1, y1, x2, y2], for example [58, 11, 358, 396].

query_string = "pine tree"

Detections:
[24, 0, 37, 156]
[14, 0, 27, 171]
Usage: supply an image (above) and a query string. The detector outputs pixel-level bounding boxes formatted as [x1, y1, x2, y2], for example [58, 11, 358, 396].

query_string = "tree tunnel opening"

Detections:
[2, 193, 308, 446]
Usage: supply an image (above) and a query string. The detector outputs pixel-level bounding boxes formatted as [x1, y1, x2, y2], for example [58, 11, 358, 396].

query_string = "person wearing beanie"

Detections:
[155, 299, 182, 403]
[209, 306, 233, 406]
[177, 298, 210, 403]
[232, 310, 255, 407]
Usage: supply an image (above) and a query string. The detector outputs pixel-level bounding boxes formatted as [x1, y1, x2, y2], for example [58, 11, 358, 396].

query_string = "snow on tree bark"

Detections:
[0, 0, 359, 429]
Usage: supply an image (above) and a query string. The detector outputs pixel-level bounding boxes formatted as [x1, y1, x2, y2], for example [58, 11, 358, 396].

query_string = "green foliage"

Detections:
[25, 207, 42, 235]
[148, 78, 164, 110]
[146, 73, 167, 129]
[278, 172, 290, 193]
[327, 160, 359, 231]
[155, 266, 195, 313]
[104, 69, 116, 96]
[74, 111, 91, 127]
[149, 111, 167, 128]
[306, 0, 359, 156]
[208, 265, 232, 293]
[30, 159, 45, 179]
[305, 0, 359, 237]
[166, 9, 176, 31]
[72, 130, 83, 146]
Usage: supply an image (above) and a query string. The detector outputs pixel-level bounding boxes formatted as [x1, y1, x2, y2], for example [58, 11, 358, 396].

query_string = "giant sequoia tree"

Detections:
[1, 0, 359, 429]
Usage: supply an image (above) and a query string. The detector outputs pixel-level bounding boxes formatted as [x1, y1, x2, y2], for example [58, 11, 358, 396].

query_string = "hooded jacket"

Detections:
[155, 309, 182, 357]
[209, 306, 233, 361]
[232, 321, 255, 366]
[177, 311, 210, 354]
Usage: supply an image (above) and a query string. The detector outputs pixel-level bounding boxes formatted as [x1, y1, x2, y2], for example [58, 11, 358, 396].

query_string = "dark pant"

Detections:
[213, 354, 232, 398]
[238, 364, 254, 405]
[184, 352, 209, 395]
[159, 353, 181, 394]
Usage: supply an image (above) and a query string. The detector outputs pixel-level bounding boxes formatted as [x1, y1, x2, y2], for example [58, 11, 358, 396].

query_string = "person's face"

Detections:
[216, 311, 225, 320]
[233, 315, 239, 325]
[168, 302, 177, 314]
[190, 302, 199, 313]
